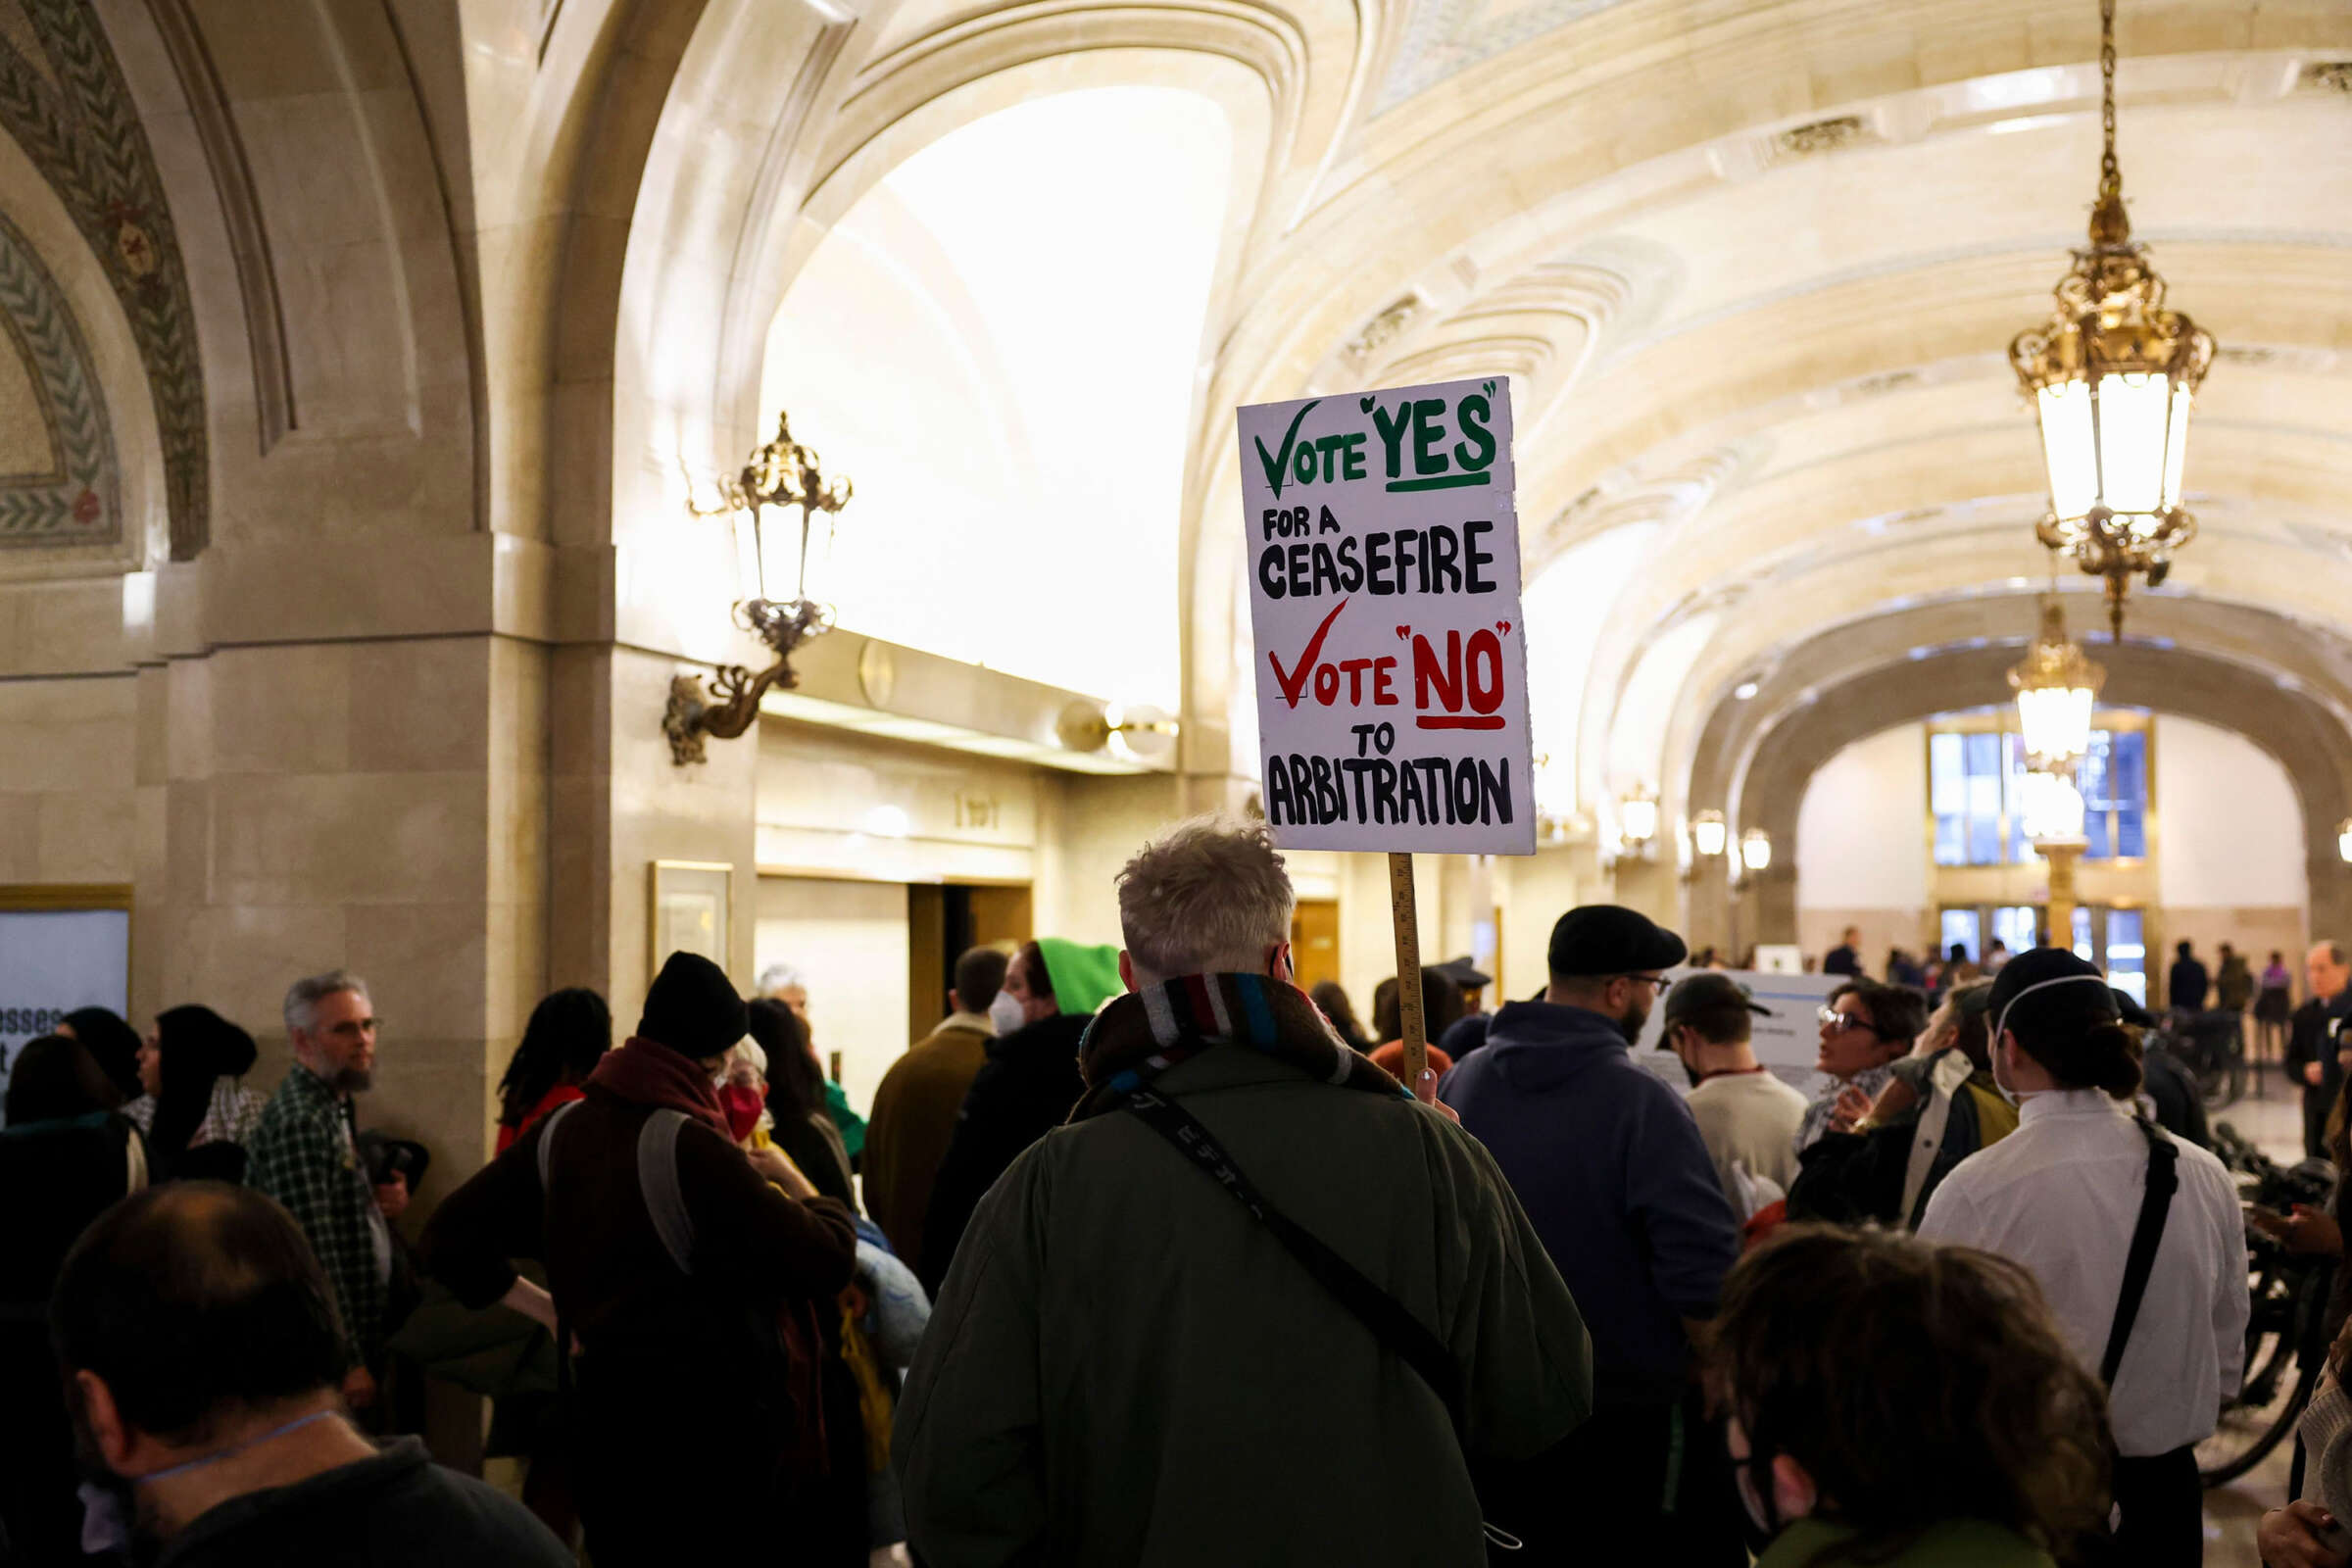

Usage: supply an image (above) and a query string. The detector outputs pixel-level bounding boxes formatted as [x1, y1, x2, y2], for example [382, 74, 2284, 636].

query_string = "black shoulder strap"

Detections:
[2099, 1116, 2180, 1387]
[1122, 1088, 1465, 1433]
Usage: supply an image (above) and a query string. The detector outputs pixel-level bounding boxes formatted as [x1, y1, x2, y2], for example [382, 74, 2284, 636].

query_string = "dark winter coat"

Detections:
[917, 1010, 1090, 1294]
[1440, 1002, 1738, 1407]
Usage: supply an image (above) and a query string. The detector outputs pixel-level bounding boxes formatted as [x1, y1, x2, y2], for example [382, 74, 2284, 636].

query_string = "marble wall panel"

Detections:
[0, 793, 38, 880]
[36, 788, 134, 882]
[349, 637, 490, 774]
[178, 901, 355, 1036]
[207, 769, 487, 908]
[344, 901, 490, 1043]
[206, 644, 353, 775]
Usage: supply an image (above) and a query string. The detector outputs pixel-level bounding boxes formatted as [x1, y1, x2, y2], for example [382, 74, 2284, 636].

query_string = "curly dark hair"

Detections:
[1709, 1225, 2110, 1565]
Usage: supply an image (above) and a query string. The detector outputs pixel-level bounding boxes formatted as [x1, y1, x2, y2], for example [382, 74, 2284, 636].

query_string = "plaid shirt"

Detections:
[246, 1062, 386, 1363]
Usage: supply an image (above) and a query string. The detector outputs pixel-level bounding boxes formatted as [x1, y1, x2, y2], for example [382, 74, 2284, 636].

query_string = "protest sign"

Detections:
[1238, 377, 1535, 857]
[1239, 376, 1535, 1082]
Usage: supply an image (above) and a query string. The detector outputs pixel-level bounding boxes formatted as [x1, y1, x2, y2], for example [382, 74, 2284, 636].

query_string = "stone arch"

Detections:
[1726, 643, 2352, 948]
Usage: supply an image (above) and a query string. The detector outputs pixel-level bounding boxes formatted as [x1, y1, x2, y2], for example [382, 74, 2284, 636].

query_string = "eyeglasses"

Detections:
[1817, 1005, 1875, 1036]
[1628, 974, 1672, 992]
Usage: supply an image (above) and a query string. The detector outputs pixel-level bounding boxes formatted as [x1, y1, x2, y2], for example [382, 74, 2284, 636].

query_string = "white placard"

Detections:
[0, 907, 131, 1094]
[1631, 967, 1849, 1074]
[1239, 377, 1535, 855]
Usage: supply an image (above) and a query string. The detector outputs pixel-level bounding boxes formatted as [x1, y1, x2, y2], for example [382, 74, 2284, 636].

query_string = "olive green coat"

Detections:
[894, 1048, 1592, 1567]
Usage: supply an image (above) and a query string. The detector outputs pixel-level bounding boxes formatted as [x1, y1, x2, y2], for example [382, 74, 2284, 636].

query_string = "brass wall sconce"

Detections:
[666, 411, 855, 765]
[1055, 700, 1180, 763]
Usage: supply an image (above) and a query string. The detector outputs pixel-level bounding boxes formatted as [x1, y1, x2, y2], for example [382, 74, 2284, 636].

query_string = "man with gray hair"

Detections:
[897, 814, 1592, 1565]
[2287, 940, 2352, 1157]
[245, 970, 393, 1411]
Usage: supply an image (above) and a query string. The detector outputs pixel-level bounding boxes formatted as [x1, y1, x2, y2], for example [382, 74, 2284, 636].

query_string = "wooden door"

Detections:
[1291, 898, 1341, 996]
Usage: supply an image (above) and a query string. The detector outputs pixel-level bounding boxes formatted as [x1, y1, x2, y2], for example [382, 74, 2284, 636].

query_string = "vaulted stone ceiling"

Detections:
[471, 0, 2352, 835]
[1179, 0, 2352, 833]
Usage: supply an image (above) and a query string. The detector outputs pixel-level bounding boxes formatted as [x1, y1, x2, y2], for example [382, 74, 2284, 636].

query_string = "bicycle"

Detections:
[2164, 1008, 2249, 1111]
[2197, 1122, 2337, 1487]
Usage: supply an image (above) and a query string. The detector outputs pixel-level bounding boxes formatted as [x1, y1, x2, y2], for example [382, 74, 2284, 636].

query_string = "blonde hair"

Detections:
[1116, 815, 1294, 985]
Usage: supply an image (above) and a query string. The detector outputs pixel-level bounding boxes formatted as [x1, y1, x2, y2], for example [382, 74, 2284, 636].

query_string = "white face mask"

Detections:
[988, 991, 1026, 1037]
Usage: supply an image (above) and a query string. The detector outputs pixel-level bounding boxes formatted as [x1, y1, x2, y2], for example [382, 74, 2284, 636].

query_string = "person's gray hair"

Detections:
[283, 970, 369, 1039]
[1116, 814, 1294, 985]
[2321, 941, 2349, 968]
[756, 963, 806, 998]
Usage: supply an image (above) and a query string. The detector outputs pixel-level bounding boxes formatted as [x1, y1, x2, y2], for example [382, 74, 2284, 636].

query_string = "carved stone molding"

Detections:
[143, 0, 293, 456]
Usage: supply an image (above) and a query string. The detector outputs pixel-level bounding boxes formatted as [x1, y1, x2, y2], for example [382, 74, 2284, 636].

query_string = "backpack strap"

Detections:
[637, 1108, 695, 1276]
[531, 1099, 585, 1405]
[2099, 1116, 2180, 1387]
[1121, 1089, 1465, 1430]
[535, 1099, 583, 1197]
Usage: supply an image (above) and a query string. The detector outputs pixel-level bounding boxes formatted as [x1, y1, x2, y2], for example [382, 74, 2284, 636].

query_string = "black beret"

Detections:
[1547, 905, 1688, 978]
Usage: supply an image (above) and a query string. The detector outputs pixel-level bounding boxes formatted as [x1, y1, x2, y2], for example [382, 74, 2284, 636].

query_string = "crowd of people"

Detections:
[5, 812, 2340, 1565]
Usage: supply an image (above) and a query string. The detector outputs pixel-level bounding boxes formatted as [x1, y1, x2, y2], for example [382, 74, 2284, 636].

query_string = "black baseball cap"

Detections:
[1661, 973, 1771, 1040]
[1547, 905, 1688, 978]
[1434, 956, 1494, 991]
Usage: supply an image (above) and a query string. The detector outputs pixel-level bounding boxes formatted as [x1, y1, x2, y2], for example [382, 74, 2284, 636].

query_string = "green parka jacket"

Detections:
[894, 1046, 1593, 1567]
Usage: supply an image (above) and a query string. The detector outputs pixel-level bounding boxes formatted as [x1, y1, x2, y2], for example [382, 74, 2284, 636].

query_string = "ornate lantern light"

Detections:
[1690, 808, 1729, 859]
[2008, 0, 2215, 639]
[1740, 827, 1773, 874]
[2007, 599, 2106, 772]
[2337, 818, 2352, 865]
[666, 411, 856, 764]
[1618, 787, 1659, 852]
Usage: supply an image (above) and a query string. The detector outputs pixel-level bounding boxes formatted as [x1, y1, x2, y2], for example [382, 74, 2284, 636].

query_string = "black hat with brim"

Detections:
[1547, 905, 1688, 978]
[1434, 956, 1494, 991]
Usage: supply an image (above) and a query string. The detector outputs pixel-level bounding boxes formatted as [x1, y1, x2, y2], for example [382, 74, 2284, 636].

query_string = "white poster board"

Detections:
[1239, 377, 1535, 855]
[0, 907, 131, 1095]
[1631, 967, 1849, 1096]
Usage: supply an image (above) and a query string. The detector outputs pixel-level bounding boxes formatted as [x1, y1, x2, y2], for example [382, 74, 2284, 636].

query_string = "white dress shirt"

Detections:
[1918, 1088, 2247, 1456]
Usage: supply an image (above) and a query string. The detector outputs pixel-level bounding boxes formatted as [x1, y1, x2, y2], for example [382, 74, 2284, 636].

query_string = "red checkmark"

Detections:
[1268, 598, 1349, 709]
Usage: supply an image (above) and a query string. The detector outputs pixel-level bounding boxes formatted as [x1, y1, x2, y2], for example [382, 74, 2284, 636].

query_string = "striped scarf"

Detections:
[1070, 972, 1410, 1122]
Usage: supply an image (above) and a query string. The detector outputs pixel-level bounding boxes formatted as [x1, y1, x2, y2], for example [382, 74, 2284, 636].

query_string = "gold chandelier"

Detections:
[2007, 598, 2105, 772]
[2008, 0, 2215, 639]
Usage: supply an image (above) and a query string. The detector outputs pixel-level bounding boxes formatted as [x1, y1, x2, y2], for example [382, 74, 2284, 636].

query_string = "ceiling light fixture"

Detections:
[2008, 0, 2214, 639]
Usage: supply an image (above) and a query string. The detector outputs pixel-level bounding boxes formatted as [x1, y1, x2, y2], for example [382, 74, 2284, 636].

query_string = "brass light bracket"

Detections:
[667, 412, 853, 766]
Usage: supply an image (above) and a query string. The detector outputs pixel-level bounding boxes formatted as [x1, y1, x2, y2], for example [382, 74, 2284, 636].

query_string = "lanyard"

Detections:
[143, 1408, 340, 1487]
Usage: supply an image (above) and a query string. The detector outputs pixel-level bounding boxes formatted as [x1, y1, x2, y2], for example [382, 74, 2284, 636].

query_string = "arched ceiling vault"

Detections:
[518, 0, 2350, 793]
[1732, 639, 2352, 940]
[1688, 594, 2352, 832]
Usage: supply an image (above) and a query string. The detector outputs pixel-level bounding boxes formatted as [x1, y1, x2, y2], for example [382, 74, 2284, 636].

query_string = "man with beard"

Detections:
[247, 972, 395, 1414]
[50, 1182, 569, 1566]
[1441, 906, 1743, 1564]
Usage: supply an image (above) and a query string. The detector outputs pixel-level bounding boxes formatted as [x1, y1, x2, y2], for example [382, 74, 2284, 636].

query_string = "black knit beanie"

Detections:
[638, 951, 749, 1061]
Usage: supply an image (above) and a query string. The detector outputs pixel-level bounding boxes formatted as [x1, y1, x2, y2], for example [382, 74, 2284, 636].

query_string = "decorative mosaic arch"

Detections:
[0, 208, 116, 547]
[0, 0, 203, 558]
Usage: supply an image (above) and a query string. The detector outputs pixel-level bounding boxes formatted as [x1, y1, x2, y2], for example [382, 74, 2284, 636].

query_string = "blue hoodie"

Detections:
[1441, 1000, 1740, 1406]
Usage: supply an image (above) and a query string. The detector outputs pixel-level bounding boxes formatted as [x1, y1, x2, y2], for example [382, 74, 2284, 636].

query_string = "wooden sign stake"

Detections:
[1387, 852, 1427, 1087]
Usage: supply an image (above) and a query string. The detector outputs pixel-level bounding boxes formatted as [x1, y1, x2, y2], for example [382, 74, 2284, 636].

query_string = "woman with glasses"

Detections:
[1795, 980, 1929, 1153]
[1788, 983, 2016, 1230]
